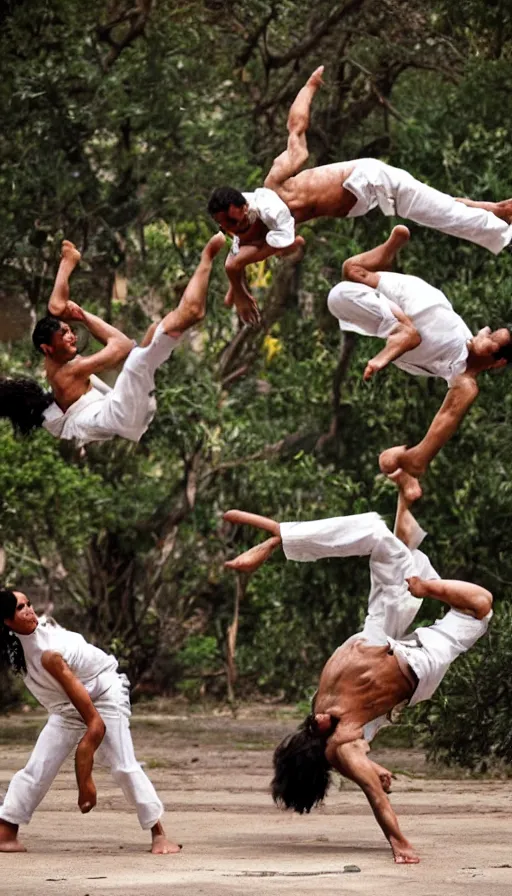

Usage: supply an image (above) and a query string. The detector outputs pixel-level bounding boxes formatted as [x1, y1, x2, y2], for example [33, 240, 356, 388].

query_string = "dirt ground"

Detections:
[1, 704, 511, 896]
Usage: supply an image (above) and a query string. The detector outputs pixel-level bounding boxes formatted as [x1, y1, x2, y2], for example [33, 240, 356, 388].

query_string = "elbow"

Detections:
[403, 324, 421, 351]
[474, 588, 493, 619]
[112, 336, 133, 362]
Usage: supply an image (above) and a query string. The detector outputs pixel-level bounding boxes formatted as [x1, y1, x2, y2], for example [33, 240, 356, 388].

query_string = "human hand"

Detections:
[406, 576, 428, 599]
[224, 287, 261, 327]
[392, 842, 420, 864]
[78, 773, 97, 813]
[61, 300, 86, 323]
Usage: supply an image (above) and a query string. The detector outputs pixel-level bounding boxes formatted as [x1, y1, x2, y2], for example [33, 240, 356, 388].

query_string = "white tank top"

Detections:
[17, 620, 118, 715]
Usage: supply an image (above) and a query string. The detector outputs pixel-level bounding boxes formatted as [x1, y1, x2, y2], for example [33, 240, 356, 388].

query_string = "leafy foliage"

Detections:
[0, 0, 511, 768]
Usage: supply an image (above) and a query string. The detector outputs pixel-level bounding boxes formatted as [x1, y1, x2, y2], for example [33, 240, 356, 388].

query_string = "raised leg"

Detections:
[47, 241, 81, 317]
[141, 234, 225, 344]
[455, 196, 512, 223]
[389, 470, 423, 546]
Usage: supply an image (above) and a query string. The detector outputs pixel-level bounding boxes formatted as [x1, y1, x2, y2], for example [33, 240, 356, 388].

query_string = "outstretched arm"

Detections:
[330, 739, 419, 864]
[264, 66, 324, 189]
[406, 576, 493, 619]
[380, 373, 479, 477]
[41, 651, 106, 813]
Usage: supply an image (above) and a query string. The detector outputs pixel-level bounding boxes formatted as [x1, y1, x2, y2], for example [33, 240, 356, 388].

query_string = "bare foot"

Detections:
[388, 469, 422, 503]
[0, 838, 27, 852]
[151, 834, 182, 855]
[379, 445, 407, 475]
[61, 240, 81, 265]
[223, 510, 280, 535]
[225, 536, 281, 573]
[308, 65, 325, 88]
[0, 821, 26, 852]
[204, 232, 226, 261]
[495, 198, 512, 224]
[387, 224, 410, 253]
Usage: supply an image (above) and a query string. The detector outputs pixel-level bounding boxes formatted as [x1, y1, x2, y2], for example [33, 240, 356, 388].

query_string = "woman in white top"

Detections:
[0, 589, 179, 854]
[327, 226, 512, 477]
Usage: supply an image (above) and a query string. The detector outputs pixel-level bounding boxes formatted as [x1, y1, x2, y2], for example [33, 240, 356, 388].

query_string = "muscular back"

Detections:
[315, 639, 416, 744]
[267, 161, 358, 222]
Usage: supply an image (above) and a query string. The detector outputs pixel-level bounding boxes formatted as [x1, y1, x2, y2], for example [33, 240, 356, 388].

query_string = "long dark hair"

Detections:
[0, 589, 26, 674]
[0, 376, 53, 435]
[271, 713, 332, 814]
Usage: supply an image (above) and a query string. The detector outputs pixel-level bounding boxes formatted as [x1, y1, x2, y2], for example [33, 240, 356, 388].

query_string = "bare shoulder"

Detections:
[325, 731, 365, 768]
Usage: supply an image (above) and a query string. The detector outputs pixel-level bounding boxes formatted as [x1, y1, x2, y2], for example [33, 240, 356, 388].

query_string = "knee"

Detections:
[224, 253, 244, 276]
[475, 589, 493, 619]
[327, 282, 354, 320]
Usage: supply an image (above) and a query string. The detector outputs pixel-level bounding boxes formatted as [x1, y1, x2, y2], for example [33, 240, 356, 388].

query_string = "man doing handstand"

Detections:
[223, 478, 492, 863]
[327, 224, 512, 477]
[209, 66, 512, 321]
[0, 235, 224, 445]
[0, 589, 178, 854]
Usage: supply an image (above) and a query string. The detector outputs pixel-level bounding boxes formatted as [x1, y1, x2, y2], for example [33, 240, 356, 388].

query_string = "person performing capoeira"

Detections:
[327, 224, 512, 477]
[0, 589, 179, 854]
[0, 234, 224, 444]
[208, 65, 512, 322]
[223, 479, 493, 864]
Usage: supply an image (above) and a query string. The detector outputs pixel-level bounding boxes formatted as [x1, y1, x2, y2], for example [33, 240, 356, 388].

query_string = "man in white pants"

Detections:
[223, 478, 493, 864]
[326, 224, 512, 476]
[0, 234, 225, 443]
[0, 589, 178, 854]
[211, 66, 512, 322]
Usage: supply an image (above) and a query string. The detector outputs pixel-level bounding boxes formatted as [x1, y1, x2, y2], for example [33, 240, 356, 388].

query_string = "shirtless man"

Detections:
[223, 480, 493, 863]
[0, 589, 179, 854]
[327, 224, 512, 477]
[0, 235, 224, 444]
[209, 66, 512, 321]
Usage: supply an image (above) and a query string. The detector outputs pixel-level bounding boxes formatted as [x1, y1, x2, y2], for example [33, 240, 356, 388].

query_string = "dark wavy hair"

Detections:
[207, 186, 246, 216]
[0, 376, 53, 435]
[32, 315, 62, 354]
[271, 713, 333, 814]
[0, 589, 26, 675]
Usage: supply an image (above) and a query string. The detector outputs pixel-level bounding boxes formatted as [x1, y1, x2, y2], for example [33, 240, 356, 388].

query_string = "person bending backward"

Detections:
[223, 478, 493, 864]
[326, 224, 512, 477]
[0, 590, 179, 854]
[0, 235, 224, 445]
[209, 65, 512, 323]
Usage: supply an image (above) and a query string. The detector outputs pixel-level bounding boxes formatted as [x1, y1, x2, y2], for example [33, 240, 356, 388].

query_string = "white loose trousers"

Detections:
[42, 322, 180, 445]
[0, 680, 163, 830]
[343, 158, 512, 255]
[281, 511, 439, 643]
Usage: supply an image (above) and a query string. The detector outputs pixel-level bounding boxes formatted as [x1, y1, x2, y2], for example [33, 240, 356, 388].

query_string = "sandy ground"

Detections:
[1, 705, 512, 896]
